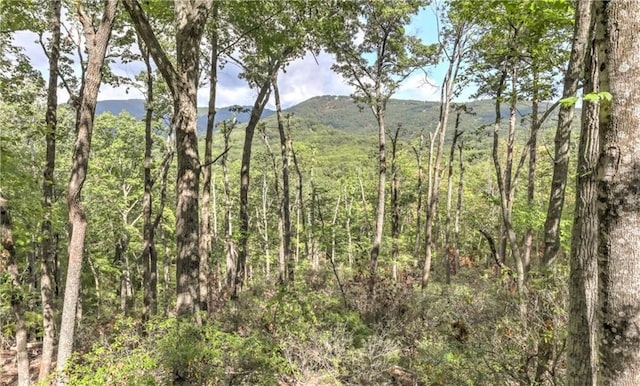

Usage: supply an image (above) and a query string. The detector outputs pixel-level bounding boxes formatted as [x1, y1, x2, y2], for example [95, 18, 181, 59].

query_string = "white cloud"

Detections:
[395, 73, 440, 101]
[274, 52, 354, 108]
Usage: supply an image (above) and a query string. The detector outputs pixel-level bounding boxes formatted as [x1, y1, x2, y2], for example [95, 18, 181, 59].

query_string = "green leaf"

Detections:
[559, 96, 578, 107]
[598, 91, 613, 101]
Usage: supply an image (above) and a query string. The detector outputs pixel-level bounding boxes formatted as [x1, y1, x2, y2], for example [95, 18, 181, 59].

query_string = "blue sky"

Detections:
[12, 4, 453, 109]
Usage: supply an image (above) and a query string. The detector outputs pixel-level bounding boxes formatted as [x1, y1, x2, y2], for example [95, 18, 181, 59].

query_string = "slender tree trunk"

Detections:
[39, 0, 61, 379]
[221, 121, 236, 290]
[56, 2, 117, 381]
[117, 236, 133, 315]
[524, 70, 539, 279]
[454, 142, 463, 261]
[291, 145, 307, 261]
[1, 194, 29, 386]
[259, 124, 279, 280]
[389, 126, 401, 281]
[445, 122, 463, 283]
[597, 1, 640, 383]
[272, 74, 293, 284]
[140, 39, 158, 323]
[495, 64, 526, 313]
[345, 193, 354, 268]
[542, 0, 591, 267]
[369, 105, 387, 297]
[199, 11, 218, 312]
[422, 32, 464, 289]
[236, 78, 272, 296]
[566, 3, 600, 384]
[413, 128, 425, 262]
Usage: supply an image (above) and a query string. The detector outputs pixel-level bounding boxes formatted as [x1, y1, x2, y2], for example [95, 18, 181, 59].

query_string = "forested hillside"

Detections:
[2, 0, 639, 385]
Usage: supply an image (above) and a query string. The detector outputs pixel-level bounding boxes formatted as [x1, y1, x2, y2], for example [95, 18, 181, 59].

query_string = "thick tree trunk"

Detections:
[542, 0, 591, 267]
[1, 194, 29, 386]
[56, 2, 117, 382]
[566, 2, 600, 383]
[124, 0, 212, 319]
[597, 1, 640, 383]
[39, 0, 61, 380]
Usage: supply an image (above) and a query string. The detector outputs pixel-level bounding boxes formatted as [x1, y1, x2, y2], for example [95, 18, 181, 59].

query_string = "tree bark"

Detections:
[445, 122, 463, 283]
[1, 194, 29, 386]
[542, 0, 591, 267]
[412, 128, 425, 262]
[140, 38, 158, 323]
[124, 0, 212, 319]
[236, 77, 273, 296]
[272, 74, 293, 285]
[566, 2, 600, 383]
[369, 104, 387, 297]
[40, 0, 61, 380]
[597, 0, 640, 383]
[200, 8, 218, 312]
[422, 28, 465, 289]
[56, 2, 117, 382]
[389, 125, 401, 282]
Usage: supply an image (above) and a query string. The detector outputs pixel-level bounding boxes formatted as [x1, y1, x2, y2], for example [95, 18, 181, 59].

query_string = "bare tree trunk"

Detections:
[445, 120, 463, 283]
[345, 192, 354, 268]
[199, 11, 218, 312]
[291, 144, 307, 262]
[565, 3, 599, 384]
[117, 236, 133, 315]
[257, 174, 273, 278]
[1, 194, 29, 386]
[369, 104, 387, 297]
[597, 1, 640, 383]
[494, 64, 526, 315]
[140, 39, 158, 323]
[412, 127, 425, 262]
[124, 0, 212, 320]
[220, 120, 236, 291]
[56, 2, 117, 381]
[422, 28, 465, 289]
[39, 0, 61, 379]
[454, 142, 463, 260]
[542, 0, 591, 267]
[523, 70, 539, 279]
[272, 74, 293, 285]
[236, 78, 273, 296]
[389, 126, 401, 281]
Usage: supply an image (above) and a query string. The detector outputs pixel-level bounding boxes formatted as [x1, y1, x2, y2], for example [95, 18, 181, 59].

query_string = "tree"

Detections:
[56, 1, 118, 381]
[1, 194, 29, 386]
[596, 0, 640, 382]
[123, 0, 213, 319]
[328, 0, 434, 296]
[39, 0, 61, 380]
[422, 2, 470, 288]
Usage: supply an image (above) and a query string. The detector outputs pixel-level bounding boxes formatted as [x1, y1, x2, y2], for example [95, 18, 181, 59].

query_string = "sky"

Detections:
[11, 4, 453, 110]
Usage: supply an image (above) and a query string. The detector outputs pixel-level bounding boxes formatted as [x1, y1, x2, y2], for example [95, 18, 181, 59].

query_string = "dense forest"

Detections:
[1, 0, 639, 385]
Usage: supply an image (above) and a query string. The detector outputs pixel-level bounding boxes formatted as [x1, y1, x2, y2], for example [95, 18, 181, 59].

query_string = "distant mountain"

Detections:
[95, 99, 275, 134]
[96, 96, 566, 141]
[281, 95, 558, 138]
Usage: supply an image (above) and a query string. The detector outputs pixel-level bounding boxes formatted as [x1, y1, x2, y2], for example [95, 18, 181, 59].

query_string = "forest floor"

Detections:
[0, 342, 45, 385]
